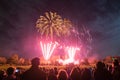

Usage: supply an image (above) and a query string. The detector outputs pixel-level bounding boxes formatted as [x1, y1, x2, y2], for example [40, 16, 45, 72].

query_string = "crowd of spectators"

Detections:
[0, 57, 120, 80]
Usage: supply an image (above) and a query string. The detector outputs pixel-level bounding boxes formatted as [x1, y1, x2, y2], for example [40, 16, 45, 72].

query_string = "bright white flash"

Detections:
[40, 41, 58, 60]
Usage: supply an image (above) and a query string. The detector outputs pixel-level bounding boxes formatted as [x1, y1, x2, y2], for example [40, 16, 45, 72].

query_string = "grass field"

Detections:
[0, 64, 30, 70]
[0, 64, 95, 71]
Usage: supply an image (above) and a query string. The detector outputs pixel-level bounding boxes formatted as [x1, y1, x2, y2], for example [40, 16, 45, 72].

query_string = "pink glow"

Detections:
[40, 41, 58, 60]
[58, 46, 80, 65]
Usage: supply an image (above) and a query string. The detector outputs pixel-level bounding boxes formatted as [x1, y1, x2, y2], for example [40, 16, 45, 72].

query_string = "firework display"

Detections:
[36, 12, 72, 40]
[36, 12, 92, 65]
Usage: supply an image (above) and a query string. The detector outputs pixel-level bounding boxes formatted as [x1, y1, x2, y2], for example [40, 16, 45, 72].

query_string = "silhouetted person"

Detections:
[15, 68, 22, 80]
[94, 61, 112, 80]
[21, 57, 46, 80]
[58, 69, 68, 80]
[108, 65, 113, 73]
[112, 59, 120, 80]
[0, 70, 6, 80]
[54, 67, 58, 76]
[48, 69, 57, 80]
[81, 68, 93, 80]
[70, 67, 81, 80]
[3, 67, 17, 80]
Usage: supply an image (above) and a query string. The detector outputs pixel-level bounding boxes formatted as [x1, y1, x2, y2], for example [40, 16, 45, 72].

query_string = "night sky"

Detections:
[0, 0, 120, 59]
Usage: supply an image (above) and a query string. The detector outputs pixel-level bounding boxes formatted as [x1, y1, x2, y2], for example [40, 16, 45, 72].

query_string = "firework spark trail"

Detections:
[73, 25, 92, 58]
[40, 41, 58, 60]
[66, 46, 80, 61]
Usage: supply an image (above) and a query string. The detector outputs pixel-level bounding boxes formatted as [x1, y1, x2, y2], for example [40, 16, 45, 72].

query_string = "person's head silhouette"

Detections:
[31, 57, 40, 67]
[7, 67, 15, 75]
[113, 59, 119, 67]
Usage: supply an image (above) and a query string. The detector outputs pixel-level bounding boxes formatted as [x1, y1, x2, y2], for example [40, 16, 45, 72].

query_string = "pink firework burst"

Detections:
[40, 41, 58, 60]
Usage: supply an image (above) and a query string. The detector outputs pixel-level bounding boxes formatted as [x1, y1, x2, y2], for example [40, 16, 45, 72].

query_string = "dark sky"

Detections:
[0, 0, 120, 59]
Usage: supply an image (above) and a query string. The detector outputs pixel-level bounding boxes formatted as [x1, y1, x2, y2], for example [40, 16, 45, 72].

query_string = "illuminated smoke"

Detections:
[40, 41, 58, 60]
